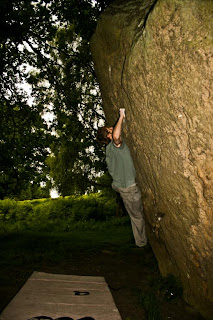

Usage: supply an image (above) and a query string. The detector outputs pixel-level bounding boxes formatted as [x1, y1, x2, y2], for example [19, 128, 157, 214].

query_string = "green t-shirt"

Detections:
[106, 140, 136, 188]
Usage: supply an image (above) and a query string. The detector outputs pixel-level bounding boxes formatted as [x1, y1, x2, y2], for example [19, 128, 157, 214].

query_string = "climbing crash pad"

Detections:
[0, 272, 122, 320]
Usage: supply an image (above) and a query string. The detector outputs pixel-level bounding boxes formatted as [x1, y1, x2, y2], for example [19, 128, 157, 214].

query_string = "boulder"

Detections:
[90, 0, 213, 318]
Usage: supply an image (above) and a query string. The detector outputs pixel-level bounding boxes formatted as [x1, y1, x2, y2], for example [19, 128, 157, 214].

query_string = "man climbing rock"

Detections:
[97, 109, 147, 247]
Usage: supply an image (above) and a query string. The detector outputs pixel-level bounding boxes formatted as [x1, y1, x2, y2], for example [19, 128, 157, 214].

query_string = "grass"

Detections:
[0, 195, 189, 319]
[0, 223, 186, 319]
[0, 222, 134, 312]
[140, 291, 162, 320]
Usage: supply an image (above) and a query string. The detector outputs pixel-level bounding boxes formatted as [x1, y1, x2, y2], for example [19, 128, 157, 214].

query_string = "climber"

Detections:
[97, 108, 147, 247]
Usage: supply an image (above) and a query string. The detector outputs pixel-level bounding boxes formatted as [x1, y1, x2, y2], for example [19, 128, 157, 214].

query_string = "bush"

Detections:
[0, 192, 117, 231]
[158, 274, 183, 302]
[140, 291, 162, 320]
[0, 199, 18, 221]
[15, 201, 34, 221]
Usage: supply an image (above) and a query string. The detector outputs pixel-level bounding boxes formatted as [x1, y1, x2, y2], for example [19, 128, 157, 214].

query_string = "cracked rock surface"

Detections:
[90, 0, 213, 318]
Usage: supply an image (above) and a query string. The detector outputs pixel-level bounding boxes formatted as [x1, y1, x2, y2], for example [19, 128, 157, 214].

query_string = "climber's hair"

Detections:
[97, 126, 111, 145]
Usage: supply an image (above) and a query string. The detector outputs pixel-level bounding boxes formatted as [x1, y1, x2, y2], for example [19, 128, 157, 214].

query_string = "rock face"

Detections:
[90, 0, 213, 318]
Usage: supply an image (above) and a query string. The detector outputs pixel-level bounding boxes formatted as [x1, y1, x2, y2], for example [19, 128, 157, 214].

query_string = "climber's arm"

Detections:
[113, 109, 125, 147]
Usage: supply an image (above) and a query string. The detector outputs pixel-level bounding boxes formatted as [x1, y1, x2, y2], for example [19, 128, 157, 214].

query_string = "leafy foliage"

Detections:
[156, 274, 183, 302]
[0, 0, 113, 199]
[0, 0, 57, 199]
[35, 7, 107, 195]
[0, 98, 50, 199]
[0, 192, 119, 228]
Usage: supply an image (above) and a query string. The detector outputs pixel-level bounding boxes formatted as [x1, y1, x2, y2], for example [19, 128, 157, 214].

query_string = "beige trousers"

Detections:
[112, 184, 147, 247]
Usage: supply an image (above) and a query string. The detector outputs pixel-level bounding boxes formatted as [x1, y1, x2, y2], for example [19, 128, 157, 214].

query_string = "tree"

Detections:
[42, 24, 106, 195]
[0, 0, 57, 198]
[30, 0, 112, 195]
[0, 0, 113, 199]
[0, 97, 51, 199]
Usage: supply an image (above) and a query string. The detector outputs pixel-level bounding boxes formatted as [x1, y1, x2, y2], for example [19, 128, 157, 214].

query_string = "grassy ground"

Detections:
[0, 223, 204, 320]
